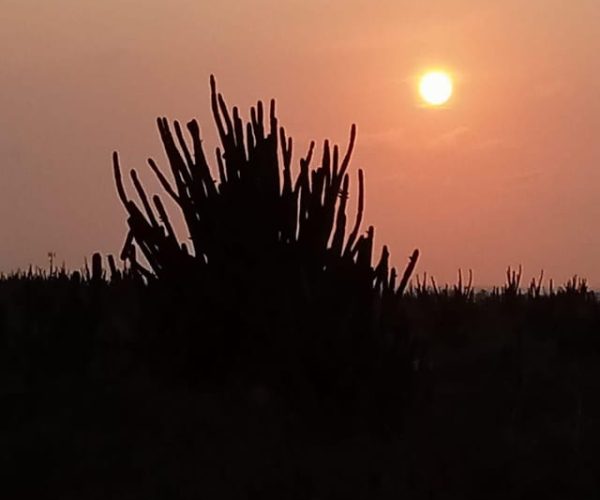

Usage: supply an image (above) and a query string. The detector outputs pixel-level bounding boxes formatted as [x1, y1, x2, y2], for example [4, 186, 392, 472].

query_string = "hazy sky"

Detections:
[2, 0, 600, 286]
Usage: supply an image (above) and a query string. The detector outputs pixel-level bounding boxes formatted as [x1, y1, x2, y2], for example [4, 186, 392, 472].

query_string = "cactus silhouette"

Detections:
[112, 76, 418, 298]
[110, 76, 421, 426]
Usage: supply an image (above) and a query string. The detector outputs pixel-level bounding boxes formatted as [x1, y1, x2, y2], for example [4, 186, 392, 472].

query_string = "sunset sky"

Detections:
[2, 0, 600, 286]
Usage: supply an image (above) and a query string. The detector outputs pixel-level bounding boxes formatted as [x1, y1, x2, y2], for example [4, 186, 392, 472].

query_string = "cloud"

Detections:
[360, 127, 409, 146]
[360, 125, 510, 154]
[426, 126, 471, 148]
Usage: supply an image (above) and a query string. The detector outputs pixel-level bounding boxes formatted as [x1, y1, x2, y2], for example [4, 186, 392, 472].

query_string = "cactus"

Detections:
[91, 252, 103, 283]
[504, 265, 522, 298]
[112, 76, 419, 304]
[108, 76, 422, 422]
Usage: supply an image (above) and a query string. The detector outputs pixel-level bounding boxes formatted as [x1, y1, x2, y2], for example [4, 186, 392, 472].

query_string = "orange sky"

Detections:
[1, 0, 600, 286]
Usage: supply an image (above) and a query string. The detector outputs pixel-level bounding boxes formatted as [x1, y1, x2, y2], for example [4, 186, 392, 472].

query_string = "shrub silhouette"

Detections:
[112, 76, 420, 426]
[112, 75, 418, 290]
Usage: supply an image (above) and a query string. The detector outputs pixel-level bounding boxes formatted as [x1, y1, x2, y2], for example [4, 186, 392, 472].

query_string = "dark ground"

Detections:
[2, 276, 600, 499]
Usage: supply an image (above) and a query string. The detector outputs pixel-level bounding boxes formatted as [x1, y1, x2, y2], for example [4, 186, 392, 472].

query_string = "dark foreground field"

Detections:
[2, 270, 600, 500]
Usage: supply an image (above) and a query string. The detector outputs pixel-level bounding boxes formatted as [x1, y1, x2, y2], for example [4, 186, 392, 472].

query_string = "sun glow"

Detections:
[419, 71, 453, 106]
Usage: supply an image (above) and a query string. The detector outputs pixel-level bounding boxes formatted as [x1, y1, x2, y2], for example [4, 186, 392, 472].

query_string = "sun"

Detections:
[419, 71, 453, 106]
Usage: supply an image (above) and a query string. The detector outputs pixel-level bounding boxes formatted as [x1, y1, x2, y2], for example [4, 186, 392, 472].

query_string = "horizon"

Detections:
[2, 1, 600, 285]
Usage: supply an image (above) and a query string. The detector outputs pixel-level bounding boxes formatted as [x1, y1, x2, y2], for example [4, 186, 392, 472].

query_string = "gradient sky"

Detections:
[2, 0, 600, 286]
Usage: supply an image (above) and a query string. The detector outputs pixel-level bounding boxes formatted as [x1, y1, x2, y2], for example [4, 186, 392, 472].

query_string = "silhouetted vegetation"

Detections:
[110, 75, 420, 430]
[3, 78, 600, 499]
